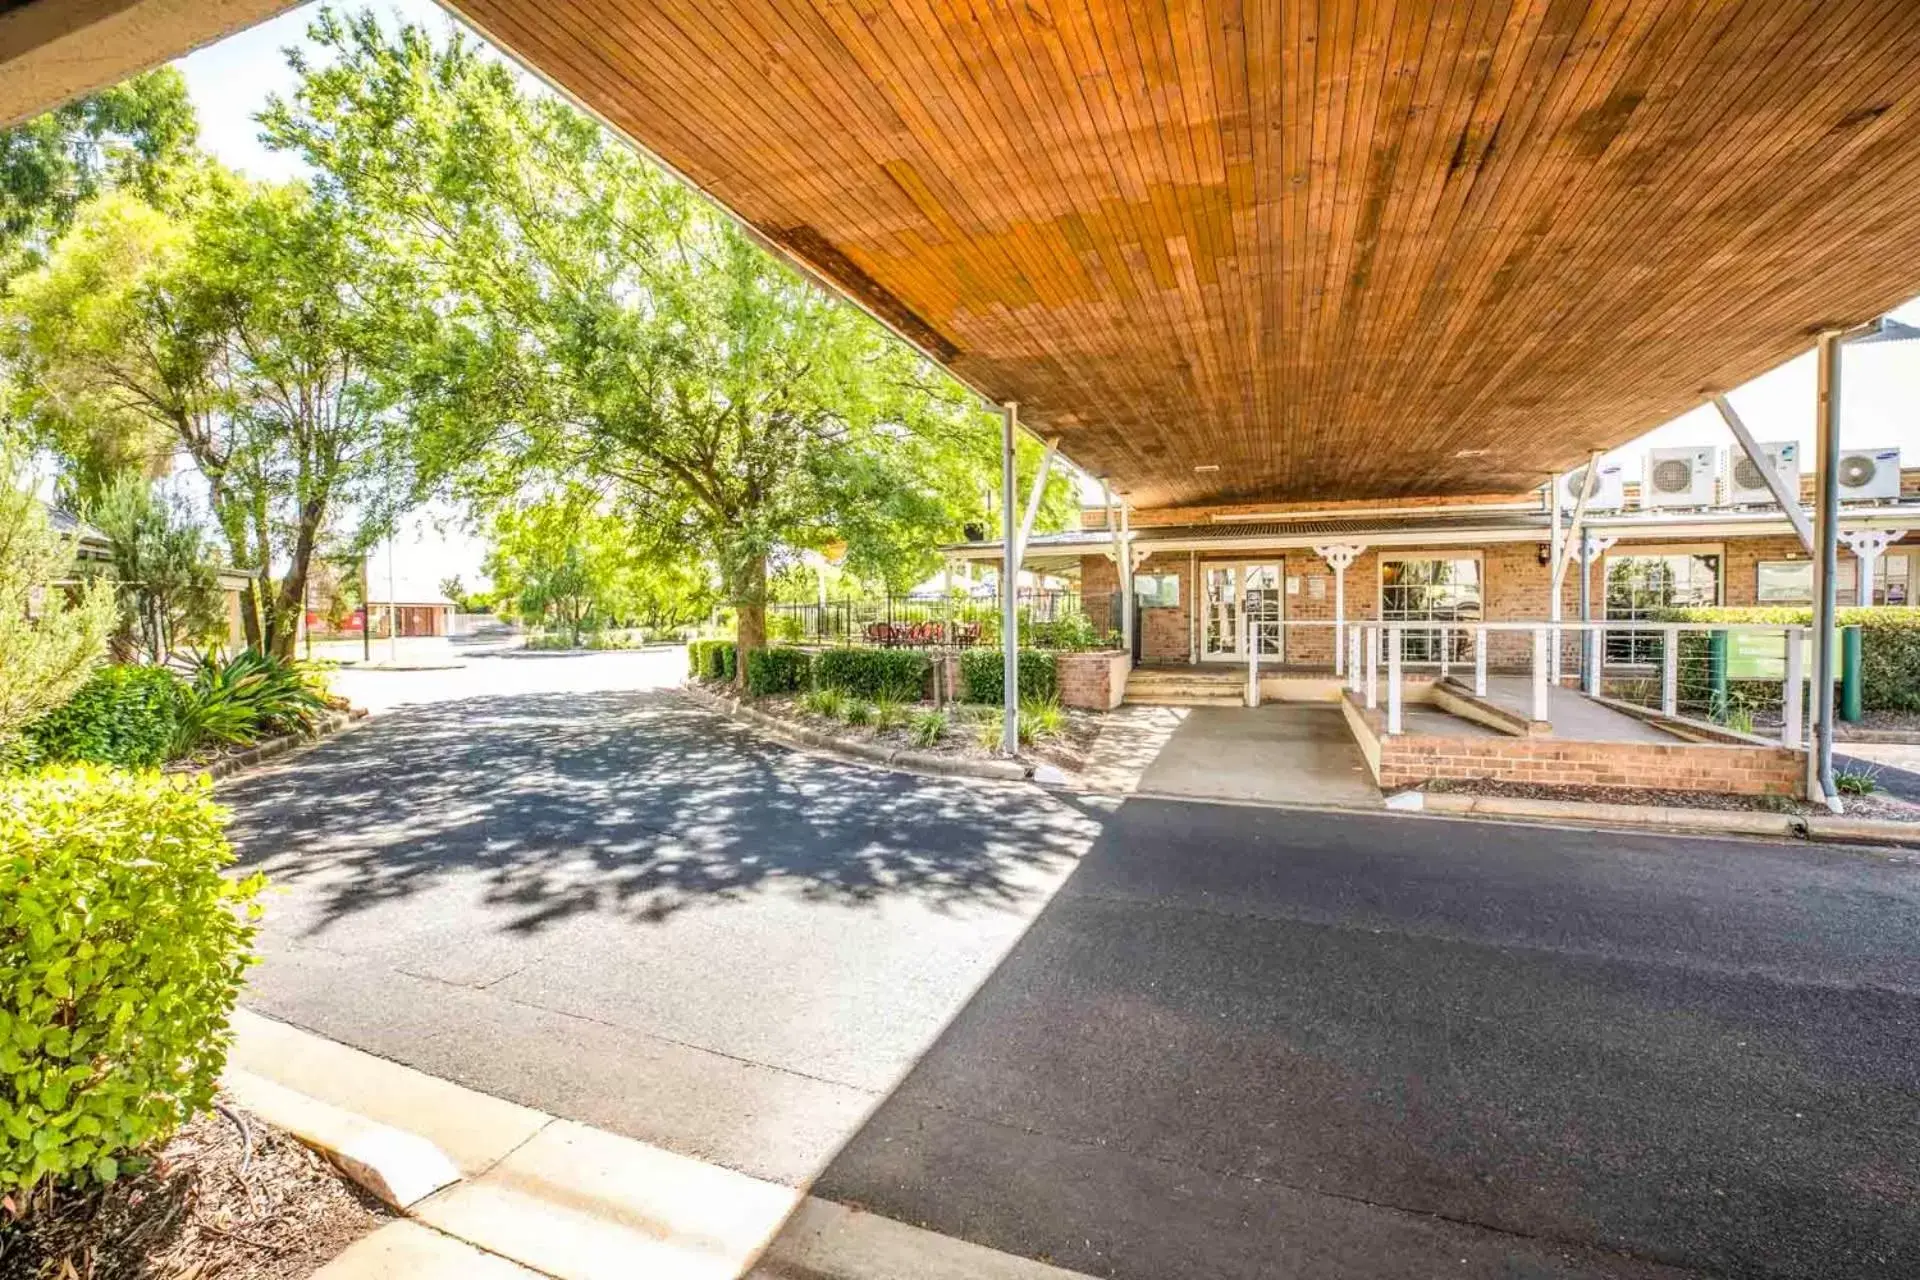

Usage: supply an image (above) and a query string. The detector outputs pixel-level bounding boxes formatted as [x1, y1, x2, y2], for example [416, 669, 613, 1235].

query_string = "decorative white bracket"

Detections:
[1313, 544, 1363, 573]
[1582, 533, 1618, 561]
[1130, 545, 1153, 572]
[1839, 528, 1909, 606]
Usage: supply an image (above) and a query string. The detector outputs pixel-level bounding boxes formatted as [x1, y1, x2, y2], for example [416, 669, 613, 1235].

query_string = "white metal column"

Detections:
[1386, 626, 1403, 734]
[1839, 529, 1907, 607]
[1811, 332, 1842, 808]
[1000, 402, 1019, 756]
[1314, 544, 1363, 676]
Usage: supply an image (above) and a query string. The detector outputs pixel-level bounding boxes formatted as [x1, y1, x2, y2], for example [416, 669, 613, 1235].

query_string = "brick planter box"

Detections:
[929, 648, 1129, 710]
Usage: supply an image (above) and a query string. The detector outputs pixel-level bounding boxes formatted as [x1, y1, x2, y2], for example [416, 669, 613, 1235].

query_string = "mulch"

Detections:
[0, 1096, 390, 1280]
[751, 692, 1104, 774]
[1419, 776, 1920, 822]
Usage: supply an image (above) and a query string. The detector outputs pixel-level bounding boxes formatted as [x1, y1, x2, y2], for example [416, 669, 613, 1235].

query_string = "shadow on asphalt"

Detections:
[224, 690, 1089, 934]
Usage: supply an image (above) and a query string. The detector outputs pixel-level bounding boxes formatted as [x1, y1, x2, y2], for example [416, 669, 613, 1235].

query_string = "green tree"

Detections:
[485, 491, 634, 644]
[0, 461, 116, 749]
[0, 68, 199, 273]
[85, 473, 225, 662]
[261, 8, 1070, 687]
[4, 178, 426, 657]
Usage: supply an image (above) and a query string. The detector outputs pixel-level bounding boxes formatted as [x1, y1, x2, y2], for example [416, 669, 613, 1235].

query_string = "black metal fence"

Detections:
[766, 591, 1095, 649]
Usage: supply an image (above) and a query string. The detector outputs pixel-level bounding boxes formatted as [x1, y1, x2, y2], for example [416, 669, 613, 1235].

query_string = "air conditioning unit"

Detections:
[1836, 447, 1902, 502]
[1724, 441, 1799, 506]
[1560, 463, 1624, 511]
[1644, 446, 1717, 507]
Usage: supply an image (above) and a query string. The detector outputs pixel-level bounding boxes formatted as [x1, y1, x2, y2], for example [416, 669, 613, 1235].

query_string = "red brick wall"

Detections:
[1056, 650, 1129, 710]
[1346, 693, 1802, 796]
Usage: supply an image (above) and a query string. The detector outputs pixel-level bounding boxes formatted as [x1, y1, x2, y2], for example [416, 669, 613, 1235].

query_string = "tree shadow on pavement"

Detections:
[222, 691, 1098, 936]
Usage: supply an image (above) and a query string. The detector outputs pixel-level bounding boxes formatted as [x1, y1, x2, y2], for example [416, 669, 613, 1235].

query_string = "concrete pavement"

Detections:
[224, 651, 1920, 1279]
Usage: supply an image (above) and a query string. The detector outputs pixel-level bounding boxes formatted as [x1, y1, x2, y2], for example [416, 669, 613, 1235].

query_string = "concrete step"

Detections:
[1122, 692, 1248, 707]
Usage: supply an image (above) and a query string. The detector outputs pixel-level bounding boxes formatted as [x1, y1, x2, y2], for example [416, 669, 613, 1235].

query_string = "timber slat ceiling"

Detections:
[444, 0, 1920, 506]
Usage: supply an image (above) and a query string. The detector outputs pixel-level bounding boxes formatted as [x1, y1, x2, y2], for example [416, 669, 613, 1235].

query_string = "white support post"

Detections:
[1348, 626, 1362, 693]
[1784, 628, 1805, 749]
[1365, 625, 1379, 709]
[1548, 474, 1564, 683]
[1715, 395, 1814, 553]
[1839, 529, 1907, 607]
[1532, 627, 1550, 723]
[1386, 626, 1403, 734]
[1581, 534, 1617, 697]
[1000, 403, 1019, 757]
[1119, 503, 1134, 657]
[1437, 626, 1450, 681]
[1473, 629, 1487, 697]
[1247, 628, 1260, 708]
[1314, 544, 1364, 677]
[1661, 627, 1679, 717]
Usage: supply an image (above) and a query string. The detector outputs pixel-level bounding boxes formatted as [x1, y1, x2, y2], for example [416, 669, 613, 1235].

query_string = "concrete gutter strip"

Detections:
[1417, 791, 1802, 839]
[230, 1010, 1099, 1280]
[1804, 815, 1920, 848]
[196, 708, 366, 781]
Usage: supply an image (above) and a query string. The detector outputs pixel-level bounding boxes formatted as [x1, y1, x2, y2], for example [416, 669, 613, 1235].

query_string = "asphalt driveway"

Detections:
[224, 653, 1920, 1279]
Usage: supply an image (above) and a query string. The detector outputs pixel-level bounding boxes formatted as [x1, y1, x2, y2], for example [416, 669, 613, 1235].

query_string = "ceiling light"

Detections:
[1453, 448, 1489, 458]
[1193, 463, 1220, 473]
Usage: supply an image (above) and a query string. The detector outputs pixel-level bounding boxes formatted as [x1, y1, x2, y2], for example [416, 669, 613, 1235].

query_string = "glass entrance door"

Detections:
[1203, 563, 1284, 661]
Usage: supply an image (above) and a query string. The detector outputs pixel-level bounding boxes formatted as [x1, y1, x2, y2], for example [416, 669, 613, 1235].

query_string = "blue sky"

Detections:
[171, 0, 1920, 577]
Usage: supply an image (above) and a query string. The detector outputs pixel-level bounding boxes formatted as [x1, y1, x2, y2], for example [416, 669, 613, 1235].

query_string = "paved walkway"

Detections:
[1083, 703, 1380, 806]
[1476, 675, 1681, 742]
[222, 654, 1920, 1279]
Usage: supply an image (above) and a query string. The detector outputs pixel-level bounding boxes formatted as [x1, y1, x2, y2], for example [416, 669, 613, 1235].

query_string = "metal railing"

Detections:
[1233, 618, 1813, 755]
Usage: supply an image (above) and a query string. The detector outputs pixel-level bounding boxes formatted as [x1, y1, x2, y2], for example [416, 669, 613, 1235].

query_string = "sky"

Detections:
[170, 1, 1920, 587]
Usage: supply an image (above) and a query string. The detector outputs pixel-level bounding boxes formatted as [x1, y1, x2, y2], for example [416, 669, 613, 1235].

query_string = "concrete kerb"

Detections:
[228, 1010, 1099, 1280]
[190, 707, 368, 782]
[681, 684, 1030, 783]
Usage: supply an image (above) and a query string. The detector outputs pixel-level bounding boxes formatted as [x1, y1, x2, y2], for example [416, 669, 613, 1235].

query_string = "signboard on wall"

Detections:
[1725, 629, 1838, 680]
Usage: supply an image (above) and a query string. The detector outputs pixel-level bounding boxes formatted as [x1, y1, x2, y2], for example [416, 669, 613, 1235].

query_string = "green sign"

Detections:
[1723, 629, 1840, 680]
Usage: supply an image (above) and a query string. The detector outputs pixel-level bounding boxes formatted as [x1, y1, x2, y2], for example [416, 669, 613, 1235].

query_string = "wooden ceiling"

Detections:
[18, 1, 1920, 507]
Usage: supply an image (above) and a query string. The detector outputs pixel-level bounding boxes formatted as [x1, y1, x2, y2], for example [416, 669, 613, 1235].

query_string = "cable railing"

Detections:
[763, 590, 1105, 650]
[1234, 618, 1814, 752]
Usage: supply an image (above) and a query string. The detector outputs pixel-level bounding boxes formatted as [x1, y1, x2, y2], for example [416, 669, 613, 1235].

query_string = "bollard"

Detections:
[1841, 625, 1864, 723]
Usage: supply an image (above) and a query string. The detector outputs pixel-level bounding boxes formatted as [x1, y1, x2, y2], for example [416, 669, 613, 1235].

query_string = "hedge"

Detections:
[1656, 606, 1920, 712]
[0, 767, 263, 1197]
[22, 665, 186, 771]
[687, 639, 737, 682]
[959, 648, 1057, 704]
[747, 647, 812, 696]
[813, 648, 930, 701]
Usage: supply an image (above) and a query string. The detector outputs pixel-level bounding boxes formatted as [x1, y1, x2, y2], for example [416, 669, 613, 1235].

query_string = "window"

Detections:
[1604, 552, 1720, 663]
[1757, 553, 1911, 606]
[1380, 557, 1481, 663]
[1133, 572, 1181, 608]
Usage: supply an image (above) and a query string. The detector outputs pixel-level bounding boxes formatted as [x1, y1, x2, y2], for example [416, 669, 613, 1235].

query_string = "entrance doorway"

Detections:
[1202, 562, 1284, 662]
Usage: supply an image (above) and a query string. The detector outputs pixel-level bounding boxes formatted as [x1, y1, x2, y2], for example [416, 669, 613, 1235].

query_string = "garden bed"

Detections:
[1416, 776, 1920, 822]
[717, 683, 1104, 776]
[0, 1094, 391, 1280]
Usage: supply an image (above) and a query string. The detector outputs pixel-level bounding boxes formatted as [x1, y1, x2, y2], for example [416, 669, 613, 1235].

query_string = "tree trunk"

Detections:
[733, 552, 767, 692]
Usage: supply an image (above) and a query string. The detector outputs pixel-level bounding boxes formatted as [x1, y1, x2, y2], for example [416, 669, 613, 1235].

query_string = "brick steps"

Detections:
[1122, 667, 1248, 707]
[1122, 692, 1248, 707]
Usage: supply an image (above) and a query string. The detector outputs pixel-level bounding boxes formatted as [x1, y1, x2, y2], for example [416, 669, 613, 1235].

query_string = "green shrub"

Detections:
[959, 649, 1057, 704]
[871, 696, 909, 730]
[1026, 613, 1111, 652]
[687, 640, 737, 682]
[747, 647, 812, 697]
[22, 665, 185, 770]
[1835, 765, 1880, 796]
[1656, 607, 1920, 713]
[800, 687, 848, 719]
[908, 709, 948, 748]
[0, 767, 263, 1198]
[813, 649, 929, 701]
[843, 700, 874, 726]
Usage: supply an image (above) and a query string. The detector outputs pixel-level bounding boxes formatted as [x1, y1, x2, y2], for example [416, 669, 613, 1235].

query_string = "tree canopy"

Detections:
[262, 8, 1070, 680]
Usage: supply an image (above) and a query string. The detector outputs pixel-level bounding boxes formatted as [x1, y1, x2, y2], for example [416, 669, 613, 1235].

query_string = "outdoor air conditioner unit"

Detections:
[1559, 463, 1624, 511]
[1836, 447, 1902, 502]
[1724, 441, 1799, 506]
[1644, 446, 1717, 508]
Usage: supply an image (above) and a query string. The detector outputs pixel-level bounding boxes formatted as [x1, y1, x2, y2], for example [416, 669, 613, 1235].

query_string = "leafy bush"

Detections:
[171, 650, 331, 757]
[843, 700, 874, 726]
[22, 665, 185, 770]
[768, 612, 805, 644]
[813, 649, 929, 701]
[1026, 613, 1111, 652]
[747, 647, 812, 697]
[908, 709, 948, 748]
[0, 767, 263, 1198]
[800, 687, 848, 719]
[959, 649, 1057, 704]
[1656, 607, 1920, 712]
[687, 640, 737, 682]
